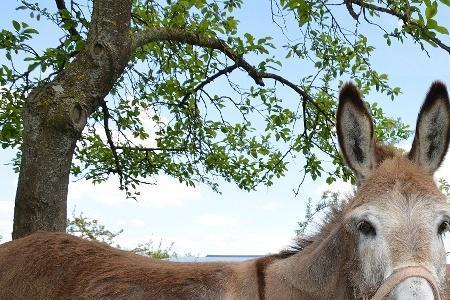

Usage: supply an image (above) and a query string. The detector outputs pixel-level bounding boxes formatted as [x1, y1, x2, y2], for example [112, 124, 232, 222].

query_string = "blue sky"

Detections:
[0, 1, 449, 256]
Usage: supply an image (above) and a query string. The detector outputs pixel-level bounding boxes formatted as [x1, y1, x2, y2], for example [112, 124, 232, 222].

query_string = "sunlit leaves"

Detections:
[369, 102, 411, 145]
[0, 0, 434, 199]
[296, 191, 340, 236]
[280, 0, 313, 26]
[439, 178, 450, 197]
[425, 0, 438, 19]
[67, 211, 175, 258]
[0, 87, 23, 149]
[426, 19, 449, 34]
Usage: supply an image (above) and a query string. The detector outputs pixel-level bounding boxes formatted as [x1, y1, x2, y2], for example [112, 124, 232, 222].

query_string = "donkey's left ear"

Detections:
[408, 81, 450, 174]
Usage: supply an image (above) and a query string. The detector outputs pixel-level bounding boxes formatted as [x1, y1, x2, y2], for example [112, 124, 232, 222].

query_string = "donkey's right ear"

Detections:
[336, 83, 375, 183]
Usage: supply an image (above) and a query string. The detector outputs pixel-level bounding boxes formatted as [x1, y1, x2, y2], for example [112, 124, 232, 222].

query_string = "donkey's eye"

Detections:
[438, 221, 449, 235]
[357, 220, 376, 236]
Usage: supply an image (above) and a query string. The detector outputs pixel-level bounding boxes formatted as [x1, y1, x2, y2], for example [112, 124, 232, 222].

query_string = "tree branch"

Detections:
[180, 64, 238, 106]
[100, 100, 124, 188]
[132, 27, 265, 86]
[349, 0, 405, 18]
[133, 27, 335, 122]
[115, 146, 186, 152]
[54, 0, 80, 39]
[261, 72, 335, 125]
[345, 0, 360, 21]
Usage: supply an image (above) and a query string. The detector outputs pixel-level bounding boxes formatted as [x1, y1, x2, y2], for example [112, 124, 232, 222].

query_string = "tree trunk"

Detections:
[13, 86, 81, 239]
[12, 0, 133, 239]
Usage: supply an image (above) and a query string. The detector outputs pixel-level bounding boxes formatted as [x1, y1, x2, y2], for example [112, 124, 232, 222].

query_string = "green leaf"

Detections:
[27, 62, 39, 72]
[435, 25, 449, 34]
[427, 19, 449, 34]
[12, 20, 20, 31]
[439, 0, 450, 6]
[425, 1, 438, 19]
[427, 18, 438, 28]
[244, 33, 254, 43]
[23, 28, 39, 34]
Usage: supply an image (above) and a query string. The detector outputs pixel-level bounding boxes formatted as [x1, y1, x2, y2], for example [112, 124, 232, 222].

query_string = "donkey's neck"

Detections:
[267, 227, 352, 299]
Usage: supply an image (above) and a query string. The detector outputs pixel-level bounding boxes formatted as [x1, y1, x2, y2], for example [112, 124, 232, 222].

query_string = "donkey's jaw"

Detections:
[389, 277, 435, 300]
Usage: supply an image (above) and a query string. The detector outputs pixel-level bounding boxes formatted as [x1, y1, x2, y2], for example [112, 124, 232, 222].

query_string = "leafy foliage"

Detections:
[2, 0, 448, 198]
[67, 211, 174, 259]
[296, 190, 342, 236]
[131, 240, 174, 260]
[67, 211, 124, 246]
[439, 178, 450, 197]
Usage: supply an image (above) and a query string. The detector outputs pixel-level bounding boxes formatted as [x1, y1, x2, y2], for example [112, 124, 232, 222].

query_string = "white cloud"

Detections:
[0, 200, 14, 242]
[83, 109, 167, 150]
[183, 231, 293, 255]
[396, 142, 411, 151]
[114, 235, 151, 249]
[261, 201, 282, 211]
[435, 153, 450, 181]
[0, 201, 13, 214]
[118, 218, 146, 229]
[69, 175, 201, 208]
[316, 179, 353, 197]
[195, 213, 238, 227]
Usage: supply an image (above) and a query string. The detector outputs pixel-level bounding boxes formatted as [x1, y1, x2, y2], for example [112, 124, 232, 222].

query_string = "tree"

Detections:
[296, 190, 342, 237]
[0, 0, 448, 239]
[66, 211, 124, 246]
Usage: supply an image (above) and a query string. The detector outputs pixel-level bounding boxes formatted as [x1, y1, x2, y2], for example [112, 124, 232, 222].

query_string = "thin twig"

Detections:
[180, 64, 238, 106]
[100, 100, 123, 188]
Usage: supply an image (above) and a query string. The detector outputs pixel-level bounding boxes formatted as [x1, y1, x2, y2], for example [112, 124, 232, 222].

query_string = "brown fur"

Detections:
[1, 82, 449, 299]
[0, 232, 244, 300]
[255, 251, 297, 300]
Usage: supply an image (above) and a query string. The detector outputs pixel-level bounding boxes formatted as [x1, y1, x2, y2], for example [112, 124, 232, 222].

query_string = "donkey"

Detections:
[1, 81, 449, 300]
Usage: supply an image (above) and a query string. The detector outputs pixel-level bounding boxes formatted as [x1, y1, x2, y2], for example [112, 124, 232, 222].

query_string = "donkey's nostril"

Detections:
[390, 277, 435, 300]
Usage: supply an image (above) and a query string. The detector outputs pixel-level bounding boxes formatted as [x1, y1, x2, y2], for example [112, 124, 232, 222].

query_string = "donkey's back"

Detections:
[0, 232, 257, 300]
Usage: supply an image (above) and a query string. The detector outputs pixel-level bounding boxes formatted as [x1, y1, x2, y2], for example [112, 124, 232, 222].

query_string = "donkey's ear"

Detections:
[337, 82, 375, 182]
[408, 81, 450, 174]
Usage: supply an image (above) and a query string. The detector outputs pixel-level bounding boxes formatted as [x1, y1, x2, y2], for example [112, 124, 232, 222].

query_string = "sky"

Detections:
[0, 1, 450, 257]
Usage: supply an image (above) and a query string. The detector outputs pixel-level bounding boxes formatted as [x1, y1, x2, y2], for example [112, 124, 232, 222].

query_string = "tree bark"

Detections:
[12, 0, 133, 239]
[13, 86, 82, 238]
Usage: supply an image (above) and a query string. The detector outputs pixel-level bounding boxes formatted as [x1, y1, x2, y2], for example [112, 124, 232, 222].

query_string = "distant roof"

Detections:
[169, 254, 262, 262]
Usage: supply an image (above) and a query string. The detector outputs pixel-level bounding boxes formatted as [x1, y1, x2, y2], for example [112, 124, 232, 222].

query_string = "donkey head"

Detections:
[337, 82, 450, 299]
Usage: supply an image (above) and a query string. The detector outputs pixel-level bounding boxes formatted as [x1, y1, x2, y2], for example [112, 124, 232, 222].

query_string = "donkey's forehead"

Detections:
[348, 189, 449, 219]
[349, 156, 446, 208]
